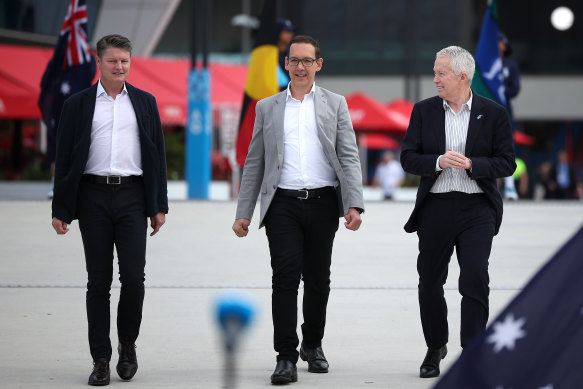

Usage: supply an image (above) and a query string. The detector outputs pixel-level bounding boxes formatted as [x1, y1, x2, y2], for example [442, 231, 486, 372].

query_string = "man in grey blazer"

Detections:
[232, 35, 364, 384]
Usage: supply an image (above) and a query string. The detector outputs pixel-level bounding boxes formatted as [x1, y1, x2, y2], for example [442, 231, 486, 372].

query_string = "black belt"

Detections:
[276, 186, 335, 200]
[82, 174, 142, 185]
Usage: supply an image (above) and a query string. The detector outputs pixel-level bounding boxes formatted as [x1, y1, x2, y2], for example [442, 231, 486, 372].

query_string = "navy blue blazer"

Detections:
[400, 92, 516, 236]
[51, 82, 168, 224]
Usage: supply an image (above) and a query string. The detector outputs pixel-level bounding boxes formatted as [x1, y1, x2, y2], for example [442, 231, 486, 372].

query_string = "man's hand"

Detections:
[233, 219, 251, 237]
[344, 208, 362, 231]
[439, 148, 472, 170]
[150, 212, 166, 236]
[52, 217, 69, 235]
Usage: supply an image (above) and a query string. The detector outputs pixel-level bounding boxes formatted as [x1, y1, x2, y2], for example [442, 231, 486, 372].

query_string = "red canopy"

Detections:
[360, 133, 401, 150]
[514, 130, 535, 146]
[0, 44, 248, 125]
[345, 92, 408, 133]
[385, 98, 414, 130]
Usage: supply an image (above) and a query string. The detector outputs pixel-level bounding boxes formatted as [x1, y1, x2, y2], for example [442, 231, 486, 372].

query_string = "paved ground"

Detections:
[0, 182, 582, 389]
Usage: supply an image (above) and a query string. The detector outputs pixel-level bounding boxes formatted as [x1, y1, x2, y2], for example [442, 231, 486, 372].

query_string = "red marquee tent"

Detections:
[345, 92, 408, 134]
[359, 133, 401, 150]
[0, 44, 248, 125]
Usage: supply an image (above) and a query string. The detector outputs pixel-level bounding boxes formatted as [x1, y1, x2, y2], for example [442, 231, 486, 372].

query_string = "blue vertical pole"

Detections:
[186, 69, 211, 199]
[186, 0, 211, 199]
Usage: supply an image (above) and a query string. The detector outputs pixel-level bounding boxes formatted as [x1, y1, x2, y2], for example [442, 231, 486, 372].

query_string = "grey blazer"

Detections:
[236, 86, 364, 228]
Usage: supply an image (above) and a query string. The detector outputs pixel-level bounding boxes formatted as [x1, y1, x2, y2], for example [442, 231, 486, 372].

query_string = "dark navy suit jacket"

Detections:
[400, 92, 516, 236]
[51, 82, 168, 224]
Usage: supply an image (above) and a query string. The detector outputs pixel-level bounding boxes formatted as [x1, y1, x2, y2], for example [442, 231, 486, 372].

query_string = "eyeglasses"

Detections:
[287, 57, 318, 67]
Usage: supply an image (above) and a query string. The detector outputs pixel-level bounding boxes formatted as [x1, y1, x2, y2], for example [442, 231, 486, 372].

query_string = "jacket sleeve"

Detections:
[235, 101, 266, 220]
[335, 95, 364, 212]
[151, 95, 169, 214]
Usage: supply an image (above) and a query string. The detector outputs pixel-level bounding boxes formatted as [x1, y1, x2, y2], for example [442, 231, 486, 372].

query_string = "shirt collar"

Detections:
[286, 82, 316, 101]
[442, 89, 473, 112]
[97, 80, 128, 97]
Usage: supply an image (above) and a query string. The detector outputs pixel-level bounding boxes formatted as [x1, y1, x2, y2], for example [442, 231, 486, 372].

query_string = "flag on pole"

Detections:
[471, 0, 508, 109]
[38, 0, 96, 166]
[235, 0, 283, 168]
[433, 226, 583, 388]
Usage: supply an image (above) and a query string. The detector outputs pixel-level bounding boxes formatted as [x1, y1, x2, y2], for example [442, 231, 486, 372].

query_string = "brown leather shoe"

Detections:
[419, 345, 447, 378]
[116, 342, 138, 381]
[299, 343, 329, 373]
[88, 358, 110, 386]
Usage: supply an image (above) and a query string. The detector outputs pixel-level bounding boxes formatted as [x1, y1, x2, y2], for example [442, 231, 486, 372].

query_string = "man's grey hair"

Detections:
[436, 46, 475, 84]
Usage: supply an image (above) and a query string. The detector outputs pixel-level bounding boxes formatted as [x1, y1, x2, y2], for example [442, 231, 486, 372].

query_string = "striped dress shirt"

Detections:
[430, 92, 483, 194]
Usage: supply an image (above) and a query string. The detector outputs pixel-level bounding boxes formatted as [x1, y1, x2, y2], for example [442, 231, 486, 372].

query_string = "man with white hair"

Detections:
[400, 46, 516, 378]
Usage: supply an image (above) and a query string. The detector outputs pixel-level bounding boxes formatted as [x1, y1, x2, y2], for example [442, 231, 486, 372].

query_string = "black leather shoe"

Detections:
[88, 358, 110, 386]
[420, 345, 447, 378]
[271, 360, 297, 384]
[116, 342, 138, 381]
[299, 343, 329, 373]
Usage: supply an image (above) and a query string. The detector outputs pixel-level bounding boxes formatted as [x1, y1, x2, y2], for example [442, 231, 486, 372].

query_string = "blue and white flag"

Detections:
[471, 0, 508, 109]
[434, 225, 583, 388]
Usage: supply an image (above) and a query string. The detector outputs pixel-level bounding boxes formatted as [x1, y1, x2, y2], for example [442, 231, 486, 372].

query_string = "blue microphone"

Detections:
[216, 291, 255, 351]
[216, 291, 256, 389]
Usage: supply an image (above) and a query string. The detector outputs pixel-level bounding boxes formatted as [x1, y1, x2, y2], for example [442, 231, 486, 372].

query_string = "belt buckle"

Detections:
[107, 175, 121, 185]
[297, 189, 309, 200]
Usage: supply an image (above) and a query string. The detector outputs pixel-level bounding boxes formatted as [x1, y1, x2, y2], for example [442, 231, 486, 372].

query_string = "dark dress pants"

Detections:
[264, 188, 339, 363]
[77, 180, 147, 361]
[416, 192, 495, 349]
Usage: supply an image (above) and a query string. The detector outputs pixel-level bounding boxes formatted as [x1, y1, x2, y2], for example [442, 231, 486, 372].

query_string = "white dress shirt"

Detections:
[84, 81, 142, 176]
[278, 83, 338, 190]
[431, 91, 482, 194]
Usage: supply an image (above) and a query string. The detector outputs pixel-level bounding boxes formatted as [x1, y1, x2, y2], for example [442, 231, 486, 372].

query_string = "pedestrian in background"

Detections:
[373, 151, 405, 200]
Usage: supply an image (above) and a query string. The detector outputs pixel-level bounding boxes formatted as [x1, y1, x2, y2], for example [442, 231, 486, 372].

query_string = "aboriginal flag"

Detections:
[235, 0, 287, 168]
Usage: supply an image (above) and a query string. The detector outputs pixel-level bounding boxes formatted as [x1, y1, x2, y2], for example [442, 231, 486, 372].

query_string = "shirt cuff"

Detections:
[436, 155, 443, 171]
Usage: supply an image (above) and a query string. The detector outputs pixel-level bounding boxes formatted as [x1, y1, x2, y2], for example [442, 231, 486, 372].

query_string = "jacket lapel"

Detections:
[433, 98, 446, 153]
[314, 86, 327, 136]
[272, 91, 286, 158]
[465, 93, 484, 156]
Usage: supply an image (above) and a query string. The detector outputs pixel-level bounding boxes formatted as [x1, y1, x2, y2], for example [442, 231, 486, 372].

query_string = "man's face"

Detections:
[285, 42, 322, 91]
[97, 47, 130, 88]
[433, 56, 464, 102]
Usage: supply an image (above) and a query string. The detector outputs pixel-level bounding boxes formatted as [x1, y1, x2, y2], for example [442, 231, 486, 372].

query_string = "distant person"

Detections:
[276, 18, 296, 78]
[499, 32, 521, 200]
[400, 46, 516, 379]
[373, 151, 405, 200]
[51, 34, 168, 386]
[546, 150, 579, 199]
[513, 157, 529, 198]
[232, 35, 364, 384]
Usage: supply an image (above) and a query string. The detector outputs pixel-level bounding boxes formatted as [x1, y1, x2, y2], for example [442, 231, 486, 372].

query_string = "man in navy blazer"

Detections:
[51, 34, 168, 386]
[401, 46, 515, 379]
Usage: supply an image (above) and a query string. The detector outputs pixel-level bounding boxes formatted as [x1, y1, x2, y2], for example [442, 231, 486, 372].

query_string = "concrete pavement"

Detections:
[0, 194, 582, 388]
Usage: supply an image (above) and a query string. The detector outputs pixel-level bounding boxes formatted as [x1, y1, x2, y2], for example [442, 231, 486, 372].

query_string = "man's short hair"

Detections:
[96, 34, 132, 58]
[436, 46, 475, 84]
[288, 35, 320, 58]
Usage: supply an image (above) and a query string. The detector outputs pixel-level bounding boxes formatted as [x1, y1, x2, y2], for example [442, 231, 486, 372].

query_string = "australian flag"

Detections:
[38, 0, 95, 166]
[434, 226, 583, 389]
[471, 0, 508, 109]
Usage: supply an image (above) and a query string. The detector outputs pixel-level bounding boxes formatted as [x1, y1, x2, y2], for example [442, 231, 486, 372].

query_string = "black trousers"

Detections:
[416, 192, 495, 349]
[264, 187, 339, 363]
[77, 180, 147, 361]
